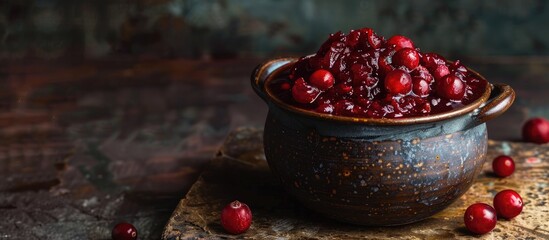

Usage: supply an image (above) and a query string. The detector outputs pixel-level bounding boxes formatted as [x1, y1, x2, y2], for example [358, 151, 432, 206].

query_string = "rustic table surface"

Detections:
[0, 57, 547, 239]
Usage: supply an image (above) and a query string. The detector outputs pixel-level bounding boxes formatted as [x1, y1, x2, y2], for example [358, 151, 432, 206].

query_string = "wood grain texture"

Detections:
[163, 128, 549, 240]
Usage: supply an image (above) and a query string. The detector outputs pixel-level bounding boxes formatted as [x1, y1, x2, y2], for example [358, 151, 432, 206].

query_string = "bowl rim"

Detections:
[261, 57, 492, 125]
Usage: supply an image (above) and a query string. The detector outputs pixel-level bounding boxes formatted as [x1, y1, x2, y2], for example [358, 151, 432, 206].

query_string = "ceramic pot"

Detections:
[251, 57, 514, 226]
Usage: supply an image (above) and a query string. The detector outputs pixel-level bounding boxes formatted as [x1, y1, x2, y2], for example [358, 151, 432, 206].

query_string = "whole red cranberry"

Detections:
[437, 75, 465, 101]
[221, 200, 252, 234]
[112, 222, 137, 240]
[387, 35, 415, 51]
[292, 78, 321, 104]
[464, 203, 497, 235]
[492, 155, 515, 177]
[393, 48, 420, 69]
[432, 64, 450, 80]
[412, 77, 430, 97]
[309, 69, 335, 90]
[384, 69, 412, 95]
[493, 190, 523, 219]
[522, 117, 549, 144]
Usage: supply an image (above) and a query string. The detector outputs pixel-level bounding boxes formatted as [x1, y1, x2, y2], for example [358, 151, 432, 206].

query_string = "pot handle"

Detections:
[473, 83, 515, 124]
[251, 58, 296, 102]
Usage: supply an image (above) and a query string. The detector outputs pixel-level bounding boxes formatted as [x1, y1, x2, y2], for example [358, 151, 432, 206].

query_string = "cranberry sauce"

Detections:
[268, 28, 487, 118]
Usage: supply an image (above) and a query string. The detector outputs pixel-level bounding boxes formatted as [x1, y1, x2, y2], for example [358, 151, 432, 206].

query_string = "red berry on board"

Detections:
[309, 69, 335, 90]
[492, 155, 515, 177]
[464, 203, 497, 235]
[493, 190, 523, 219]
[291, 78, 321, 104]
[522, 117, 549, 144]
[393, 48, 420, 70]
[112, 222, 137, 240]
[436, 75, 465, 101]
[384, 69, 412, 95]
[387, 35, 415, 51]
[493, 190, 523, 220]
[221, 200, 252, 235]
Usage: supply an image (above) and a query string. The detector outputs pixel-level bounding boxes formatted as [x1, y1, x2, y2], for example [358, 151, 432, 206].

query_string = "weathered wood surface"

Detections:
[0, 58, 266, 239]
[163, 128, 549, 240]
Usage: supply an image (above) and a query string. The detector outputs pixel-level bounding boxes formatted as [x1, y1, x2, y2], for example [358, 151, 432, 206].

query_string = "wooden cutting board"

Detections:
[162, 128, 549, 239]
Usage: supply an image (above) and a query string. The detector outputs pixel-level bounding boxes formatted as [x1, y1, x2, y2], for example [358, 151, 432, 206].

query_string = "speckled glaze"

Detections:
[252, 58, 515, 226]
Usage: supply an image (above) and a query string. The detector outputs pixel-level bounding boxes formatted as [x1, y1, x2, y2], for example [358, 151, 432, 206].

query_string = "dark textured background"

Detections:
[1, 0, 549, 59]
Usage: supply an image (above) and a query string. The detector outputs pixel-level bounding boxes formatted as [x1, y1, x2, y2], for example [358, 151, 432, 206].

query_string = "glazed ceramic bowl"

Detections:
[251, 57, 514, 226]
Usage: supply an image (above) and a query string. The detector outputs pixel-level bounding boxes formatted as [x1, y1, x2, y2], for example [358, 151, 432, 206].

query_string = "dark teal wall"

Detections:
[1, 0, 548, 59]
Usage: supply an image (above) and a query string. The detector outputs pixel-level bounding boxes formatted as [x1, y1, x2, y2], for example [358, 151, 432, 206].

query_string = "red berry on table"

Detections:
[492, 155, 515, 177]
[387, 35, 415, 51]
[493, 190, 523, 219]
[112, 222, 137, 240]
[291, 78, 321, 104]
[221, 200, 252, 235]
[522, 117, 549, 144]
[393, 48, 420, 70]
[309, 69, 335, 90]
[464, 203, 497, 235]
[384, 69, 412, 95]
[436, 75, 465, 101]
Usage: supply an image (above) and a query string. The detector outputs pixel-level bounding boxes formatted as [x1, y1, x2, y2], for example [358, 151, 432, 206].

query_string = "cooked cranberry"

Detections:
[291, 78, 321, 104]
[522, 117, 549, 144]
[492, 155, 515, 177]
[412, 65, 434, 83]
[346, 30, 361, 48]
[221, 200, 252, 235]
[334, 100, 358, 116]
[309, 69, 335, 90]
[421, 53, 446, 70]
[387, 35, 415, 51]
[351, 64, 377, 87]
[384, 69, 412, 95]
[112, 222, 137, 240]
[420, 102, 431, 114]
[493, 190, 523, 219]
[437, 75, 465, 101]
[335, 83, 353, 95]
[433, 64, 450, 80]
[452, 60, 469, 74]
[275, 27, 487, 118]
[280, 82, 291, 91]
[412, 77, 430, 97]
[316, 102, 335, 114]
[464, 203, 497, 235]
[393, 48, 420, 69]
[378, 48, 396, 76]
[358, 27, 383, 49]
